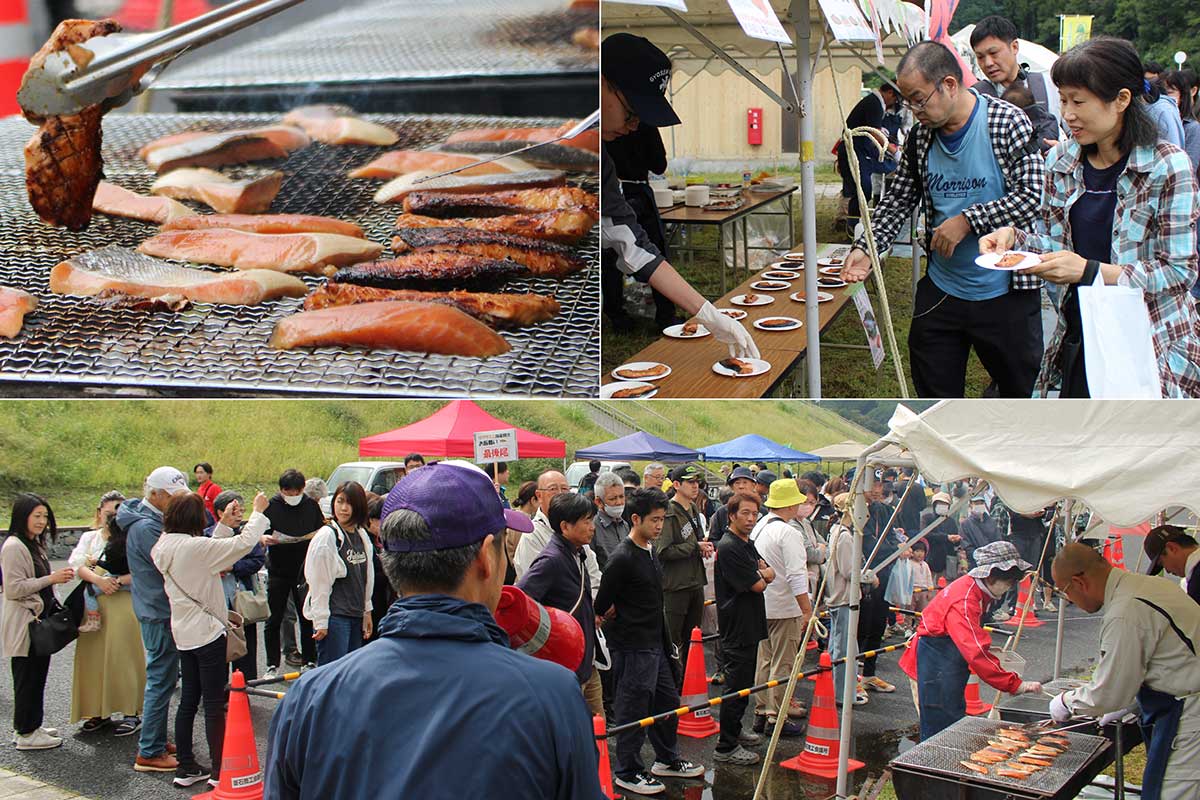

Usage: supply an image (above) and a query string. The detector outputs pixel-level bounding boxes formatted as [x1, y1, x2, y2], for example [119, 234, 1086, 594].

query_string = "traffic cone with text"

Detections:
[593, 716, 616, 799]
[964, 668, 992, 715]
[677, 627, 719, 738]
[1003, 576, 1044, 628]
[780, 651, 864, 779]
[195, 671, 262, 800]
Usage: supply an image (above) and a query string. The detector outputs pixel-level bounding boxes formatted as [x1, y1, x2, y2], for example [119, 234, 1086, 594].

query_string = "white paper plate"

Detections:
[782, 252, 806, 261]
[611, 362, 672, 382]
[717, 308, 747, 320]
[712, 358, 771, 378]
[767, 260, 803, 271]
[663, 323, 710, 339]
[601, 381, 659, 399]
[817, 277, 847, 289]
[818, 266, 844, 277]
[749, 280, 792, 292]
[789, 291, 835, 304]
[730, 294, 775, 307]
[762, 270, 801, 280]
[753, 316, 803, 332]
[976, 251, 1040, 271]
[817, 257, 846, 267]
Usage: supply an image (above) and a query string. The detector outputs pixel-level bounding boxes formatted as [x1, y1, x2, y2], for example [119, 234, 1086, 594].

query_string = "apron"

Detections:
[1134, 597, 1195, 800]
[916, 634, 969, 741]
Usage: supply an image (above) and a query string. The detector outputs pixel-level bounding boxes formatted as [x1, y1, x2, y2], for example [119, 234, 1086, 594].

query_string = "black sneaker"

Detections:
[650, 759, 704, 779]
[284, 650, 305, 667]
[752, 714, 766, 734]
[613, 772, 665, 795]
[174, 763, 211, 787]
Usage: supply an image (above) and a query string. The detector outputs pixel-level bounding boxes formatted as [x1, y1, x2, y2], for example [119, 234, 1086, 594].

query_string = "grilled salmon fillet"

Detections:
[391, 228, 586, 278]
[445, 123, 599, 152]
[402, 187, 597, 217]
[393, 210, 595, 244]
[161, 213, 363, 238]
[282, 105, 398, 146]
[151, 168, 283, 214]
[349, 150, 512, 179]
[333, 254, 530, 291]
[0, 287, 38, 339]
[138, 229, 382, 274]
[93, 182, 197, 225]
[303, 283, 559, 328]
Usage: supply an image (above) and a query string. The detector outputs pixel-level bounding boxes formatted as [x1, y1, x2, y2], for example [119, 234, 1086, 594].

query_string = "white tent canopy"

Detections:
[808, 439, 871, 460]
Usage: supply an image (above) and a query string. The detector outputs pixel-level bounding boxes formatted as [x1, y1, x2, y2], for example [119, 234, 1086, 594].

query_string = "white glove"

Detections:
[1017, 681, 1043, 695]
[1098, 706, 1137, 726]
[695, 302, 760, 360]
[1049, 692, 1072, 723]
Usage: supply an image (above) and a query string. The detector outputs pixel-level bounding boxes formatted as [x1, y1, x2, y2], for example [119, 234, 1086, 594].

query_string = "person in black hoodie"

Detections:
[262, 469, 325, 676]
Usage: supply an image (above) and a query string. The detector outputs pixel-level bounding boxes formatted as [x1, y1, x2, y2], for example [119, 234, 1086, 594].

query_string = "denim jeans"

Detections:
[315, 614, 363, 666]
[915, 634, 968, 741]
[138, 620, 180, 759]
[611, 648, 679, 779]
[177, 636, 228, 776]
[828, 605, 851, 701]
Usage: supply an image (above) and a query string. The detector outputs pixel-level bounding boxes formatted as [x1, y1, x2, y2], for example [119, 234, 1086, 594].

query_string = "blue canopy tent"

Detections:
[575, 431, 700, 463]
[698, 434, 821, 464]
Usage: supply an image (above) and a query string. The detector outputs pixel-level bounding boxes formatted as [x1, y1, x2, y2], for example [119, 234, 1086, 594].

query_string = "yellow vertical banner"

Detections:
[1060, 15, 1093, 53]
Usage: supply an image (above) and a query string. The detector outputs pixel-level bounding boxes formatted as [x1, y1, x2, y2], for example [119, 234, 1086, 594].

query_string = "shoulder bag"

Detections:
[163, 566, 247, 663]
[28, 581, 86, 657]
[233, 573, 269, 624]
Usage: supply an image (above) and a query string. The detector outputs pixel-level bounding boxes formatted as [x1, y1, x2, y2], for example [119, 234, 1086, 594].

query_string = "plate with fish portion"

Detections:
[753, 317, 802, 331]
[730, 293, 775, 307]
[712, 357, 771, 377]
[762, 269, 801, 280]
[663, 322, 710, 339]
[601, 381, 659, 399]
[611, 362, 672, 382]
[717, 308, 748, 320]
[749, 280, 792, 292]
[790, 291, 835, 304]
[976, 250, 1039, 271]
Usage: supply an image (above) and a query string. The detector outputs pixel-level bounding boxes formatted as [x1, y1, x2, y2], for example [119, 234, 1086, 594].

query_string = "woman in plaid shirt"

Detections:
[983, 38, 1200, 398]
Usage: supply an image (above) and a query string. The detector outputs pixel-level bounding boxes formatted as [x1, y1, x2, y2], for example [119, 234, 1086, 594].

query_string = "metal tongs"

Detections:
[410, 108, 601, 184]
[18, 0, 306, 118]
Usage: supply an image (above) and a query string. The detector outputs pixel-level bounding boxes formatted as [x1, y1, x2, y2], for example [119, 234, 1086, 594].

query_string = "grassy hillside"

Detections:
[0, 400, 887, 525]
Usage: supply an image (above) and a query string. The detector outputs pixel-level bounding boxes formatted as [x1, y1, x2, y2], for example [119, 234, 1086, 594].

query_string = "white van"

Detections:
[321, 461, 407, 516]
[565, 460, 631, 492]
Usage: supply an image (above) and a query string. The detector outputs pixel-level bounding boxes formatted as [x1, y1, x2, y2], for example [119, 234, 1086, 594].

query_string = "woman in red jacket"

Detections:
[898, 540, 1044, 739]
[193, 463, 222, 523]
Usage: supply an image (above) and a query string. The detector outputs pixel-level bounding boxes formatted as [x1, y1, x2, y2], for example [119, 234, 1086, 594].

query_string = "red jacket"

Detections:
[197, 480, 223, 522]
[898, 574, 1022, 694]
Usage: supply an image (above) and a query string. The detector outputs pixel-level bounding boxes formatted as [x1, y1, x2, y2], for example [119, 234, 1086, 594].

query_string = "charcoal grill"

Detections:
[152, 0, 597, 116]
[997, 678, 1144, 754]
[890, 716, 1110, 800]
[0, 112, 598, 397]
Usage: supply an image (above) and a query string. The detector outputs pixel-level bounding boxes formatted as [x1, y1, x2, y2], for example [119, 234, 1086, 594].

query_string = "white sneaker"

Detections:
[11, 727, 59, 745]
[614, 772, 666, 795]
[14, 729, 62, 750]
[263, 665, 280, 680]
[992, 610, 1012, 623]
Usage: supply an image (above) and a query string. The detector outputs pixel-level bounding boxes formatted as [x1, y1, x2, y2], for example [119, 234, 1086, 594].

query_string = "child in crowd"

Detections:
[908, 541, 936, 632]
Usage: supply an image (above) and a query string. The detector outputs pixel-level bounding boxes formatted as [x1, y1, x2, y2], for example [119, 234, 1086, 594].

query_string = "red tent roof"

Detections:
[358, 400, 566, 459]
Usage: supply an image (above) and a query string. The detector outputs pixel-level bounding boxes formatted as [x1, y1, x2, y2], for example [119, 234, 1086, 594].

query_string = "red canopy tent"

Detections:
[358, 400, 566, 459]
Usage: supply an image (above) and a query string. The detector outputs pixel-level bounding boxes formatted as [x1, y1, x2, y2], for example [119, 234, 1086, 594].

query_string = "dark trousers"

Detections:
[916, 635, 968, 741]
[11, 655, 51, 735]
[176, 636, 227, 775]
[601, 253, 676, 324]
[836, 144, 863, 218]
[908, 277, 1042, 398]
[265, 569, 315, 667]
[612, 648, 680, 778]
[231, 624, 257, 681]
[663, 586, 705, 686]
[857, 576, 890, 678]
[716, 642, 757, 753]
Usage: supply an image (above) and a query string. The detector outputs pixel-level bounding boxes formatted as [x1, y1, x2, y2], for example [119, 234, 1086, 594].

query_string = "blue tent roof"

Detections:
[575, 431, 700, 462]
[697, 434, 820, 463]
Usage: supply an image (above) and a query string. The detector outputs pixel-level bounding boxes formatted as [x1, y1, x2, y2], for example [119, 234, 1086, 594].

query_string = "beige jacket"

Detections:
[1, 536, 56, 658]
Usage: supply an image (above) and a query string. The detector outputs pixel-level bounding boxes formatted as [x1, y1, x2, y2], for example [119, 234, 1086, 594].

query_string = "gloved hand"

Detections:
[695, 301, 760, 360]
[1099, 706, 1137, 726]
[1049, 692, 1072, 723]
[1017, 681, 1043, 695]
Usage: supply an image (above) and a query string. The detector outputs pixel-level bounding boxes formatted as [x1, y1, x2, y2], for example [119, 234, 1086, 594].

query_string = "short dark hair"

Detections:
[1158, 70, 1196, 120]
[801, 471, 826, 487]
[378, 509, 501, 595]
[515, 480, 538, 508]
[627, 487, 669, 522]
[212, 490, 243, 515]
[969, 15, 1019, 48]
[164, 492, 207, 537]
[755, 462, 769, 471]
[797, 479, 820, 501]
[616, 468, 640, 487]
[897, 41, 962, 86]
[548, 492, 595, 537]
[279, 469, 306, 491]
[1144, 60, 1163, 75]
[481, 461, 507, 480]
[727, 491, 762, 514]
[193, 462, 213, 476]
[332, 481, 369, 529]
[1052, 37, 1158, 156]
[588, 460, 601, 472]
[1001, 83, 1035, 109]
[911, 540, 928, 553]
[366, 496, 384, 521]
[404, 453, 425, 466]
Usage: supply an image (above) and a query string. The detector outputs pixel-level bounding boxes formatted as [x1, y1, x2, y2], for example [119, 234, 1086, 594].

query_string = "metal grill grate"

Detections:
[152, 0, 597, 91]
[890, 716, 1109, 798]
[0, 112, 598, 397]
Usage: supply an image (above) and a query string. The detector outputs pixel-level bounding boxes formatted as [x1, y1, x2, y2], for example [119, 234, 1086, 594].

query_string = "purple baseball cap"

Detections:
[504, 509, 534, 533]
[381, 460, 509, 553]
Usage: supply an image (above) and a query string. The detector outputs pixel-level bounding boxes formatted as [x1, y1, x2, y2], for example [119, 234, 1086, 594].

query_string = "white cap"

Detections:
[146, 466, 189, 495]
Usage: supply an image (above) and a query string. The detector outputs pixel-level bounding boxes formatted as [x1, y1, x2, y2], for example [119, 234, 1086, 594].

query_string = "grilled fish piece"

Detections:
[93, 181, 197, 225]
[611, 384, 657, 399]
[718, 358, 753, 375]
[0, 287, 38, 339]
[162, 213, 363, 238]
[151, 169, 283, 214]
[986, 740, 1022, 753]
[269, 300, 510, 357]
[50, 245, 307, 305]
[332, 255, 529, 291]
[393, 209, 596, 244]
[960, 761, 988, 775]
[445, 123, 599, 153]
[140, 126, 309, 172]
[996, 768, 1032, 779]
[303, 283, 559, 329]
[391, 228, 585, 278]
[92, 290, 191, 312]
[349, 150, 515, 179]
[138, 229, 382, 274]
[573, 27, 600, 50]
[374, 169, 566, 204]
[403, 187, 597, 217]
[440, 140, 597, 171]
[282, 105, 398, 146]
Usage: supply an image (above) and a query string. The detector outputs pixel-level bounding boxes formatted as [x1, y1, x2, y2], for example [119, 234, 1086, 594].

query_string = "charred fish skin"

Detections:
[25, 106, 105, 231]
[402, 187, 598, 218]
[391, 228, 585, 277]
[439, 140, 598, 171]
[331, 255, 530, 292]
[303, 283, 560, 329]
[392, 210, 595, 244]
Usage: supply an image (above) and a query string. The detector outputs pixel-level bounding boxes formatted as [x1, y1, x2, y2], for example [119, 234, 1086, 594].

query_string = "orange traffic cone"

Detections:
[195, 671, 262, 800]
[1004, 577, 1043, 628]
[676, 628, 719, 739]
[593, 716, 616, 799]
[780, 652, 864, 779]
[964, 668, 992, 715]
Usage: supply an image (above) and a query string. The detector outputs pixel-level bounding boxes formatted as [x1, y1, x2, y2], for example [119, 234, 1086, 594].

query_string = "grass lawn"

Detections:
[601, 185, 994, 398]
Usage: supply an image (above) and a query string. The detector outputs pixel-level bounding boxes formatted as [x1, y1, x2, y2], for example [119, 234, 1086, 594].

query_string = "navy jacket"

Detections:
[265, 594, 605, 800]
[517, 534, 595, 683]
[118, 498, 170, 623]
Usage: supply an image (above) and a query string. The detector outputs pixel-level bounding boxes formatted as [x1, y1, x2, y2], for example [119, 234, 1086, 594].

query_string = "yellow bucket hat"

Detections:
[764, 478, 805, 509]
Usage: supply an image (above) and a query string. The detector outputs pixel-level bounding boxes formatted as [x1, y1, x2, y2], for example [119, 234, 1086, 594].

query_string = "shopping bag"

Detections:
[1078, 270, 1162, 398]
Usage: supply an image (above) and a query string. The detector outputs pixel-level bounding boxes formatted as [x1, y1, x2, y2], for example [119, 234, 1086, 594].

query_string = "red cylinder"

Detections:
[494, 585, 585, 673]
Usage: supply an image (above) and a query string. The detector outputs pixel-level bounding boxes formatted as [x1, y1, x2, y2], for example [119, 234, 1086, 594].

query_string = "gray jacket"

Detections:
[1, 536, 55, 657]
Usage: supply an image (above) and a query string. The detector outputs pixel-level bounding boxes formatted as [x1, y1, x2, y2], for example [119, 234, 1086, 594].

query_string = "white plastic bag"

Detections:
[1077, 270, 1162, 398]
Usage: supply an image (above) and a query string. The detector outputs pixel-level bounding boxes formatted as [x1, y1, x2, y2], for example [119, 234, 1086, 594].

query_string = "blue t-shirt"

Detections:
[926, 94, 1010, 301]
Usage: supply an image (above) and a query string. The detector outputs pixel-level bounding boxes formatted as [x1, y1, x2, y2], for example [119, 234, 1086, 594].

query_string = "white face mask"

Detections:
[604, 504, 625, 519]
[970, 505, 985, 517]
[934, 503, 949, 516]
[282, 494, 303, 507]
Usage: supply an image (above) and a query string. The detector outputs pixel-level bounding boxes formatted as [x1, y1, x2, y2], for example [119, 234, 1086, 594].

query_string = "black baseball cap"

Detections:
[1143, 525, 1195, 575]
[601, 33, 682, 127]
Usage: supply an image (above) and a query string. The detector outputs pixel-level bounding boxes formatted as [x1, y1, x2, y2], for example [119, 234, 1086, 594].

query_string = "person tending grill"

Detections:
[898, 541, 1044, 739]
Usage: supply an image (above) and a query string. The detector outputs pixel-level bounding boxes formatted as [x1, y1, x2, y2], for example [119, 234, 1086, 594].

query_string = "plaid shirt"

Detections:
[856, 92, 1045, 291]
[1014, 140, 1200, 398]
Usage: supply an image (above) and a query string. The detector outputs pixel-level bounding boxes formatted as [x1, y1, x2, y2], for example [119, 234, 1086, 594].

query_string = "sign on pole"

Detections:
[849, 284, 885, 370]
[1059, 15, 1093, 53]
[473, 429, 519, 464]
[1175, 51, 1187, 66]
[816, 0, 876, 42]
[725, 0, 791, 44]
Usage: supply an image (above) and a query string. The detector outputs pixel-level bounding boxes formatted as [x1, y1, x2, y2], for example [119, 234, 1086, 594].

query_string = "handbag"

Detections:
[28, 582, 86, 657]
[164, 567, 247, 663]
[78, 584, 102, 634]
[232, 574, 269, 624]
[1077, 269, 1163, 398]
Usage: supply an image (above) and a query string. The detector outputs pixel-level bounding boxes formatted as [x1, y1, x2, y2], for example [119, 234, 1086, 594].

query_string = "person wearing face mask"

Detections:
[590, 472, 629, 572]
[918, 491, 962, 583]
[898, 541, 1043, 740]
[960, 494, 1000, 564]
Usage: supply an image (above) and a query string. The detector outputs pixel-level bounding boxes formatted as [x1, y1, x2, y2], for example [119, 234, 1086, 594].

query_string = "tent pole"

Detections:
[790, 1, 821, 398]
[1053, 499, 1072, 680]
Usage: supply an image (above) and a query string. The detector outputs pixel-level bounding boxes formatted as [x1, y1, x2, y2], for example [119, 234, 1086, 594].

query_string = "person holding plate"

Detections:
[980, 38, 1200, 398]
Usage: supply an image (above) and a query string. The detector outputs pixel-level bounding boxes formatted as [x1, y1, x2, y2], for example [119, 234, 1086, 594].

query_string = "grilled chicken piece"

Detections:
[303, 283, 559, 329]
[402, 187, 597, 217]
[391, 228, 585, 278]
[393, 210, 596, 244]
[332, 254, 530, 291]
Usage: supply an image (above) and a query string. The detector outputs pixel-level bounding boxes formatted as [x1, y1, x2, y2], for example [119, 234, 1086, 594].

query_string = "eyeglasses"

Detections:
[901, 84, 943, 113]
[615, 89, 638, 126]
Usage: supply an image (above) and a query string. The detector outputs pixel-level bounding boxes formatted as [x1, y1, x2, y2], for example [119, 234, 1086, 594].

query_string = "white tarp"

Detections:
[882, 401, 1200, 527]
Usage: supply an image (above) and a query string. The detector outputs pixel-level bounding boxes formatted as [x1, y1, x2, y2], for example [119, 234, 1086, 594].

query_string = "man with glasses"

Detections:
[841, 41, 1045, 399]
[1048, 543, 1200, 800]
[513, 470, 601, 593]
[600, 33, 759, 360]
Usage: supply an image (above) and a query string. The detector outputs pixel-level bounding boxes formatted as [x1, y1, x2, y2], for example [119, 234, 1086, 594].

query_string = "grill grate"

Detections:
[0, 112, 598, 397]
[153, 0, 597, 91]
[890, 717, 1109, 799]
